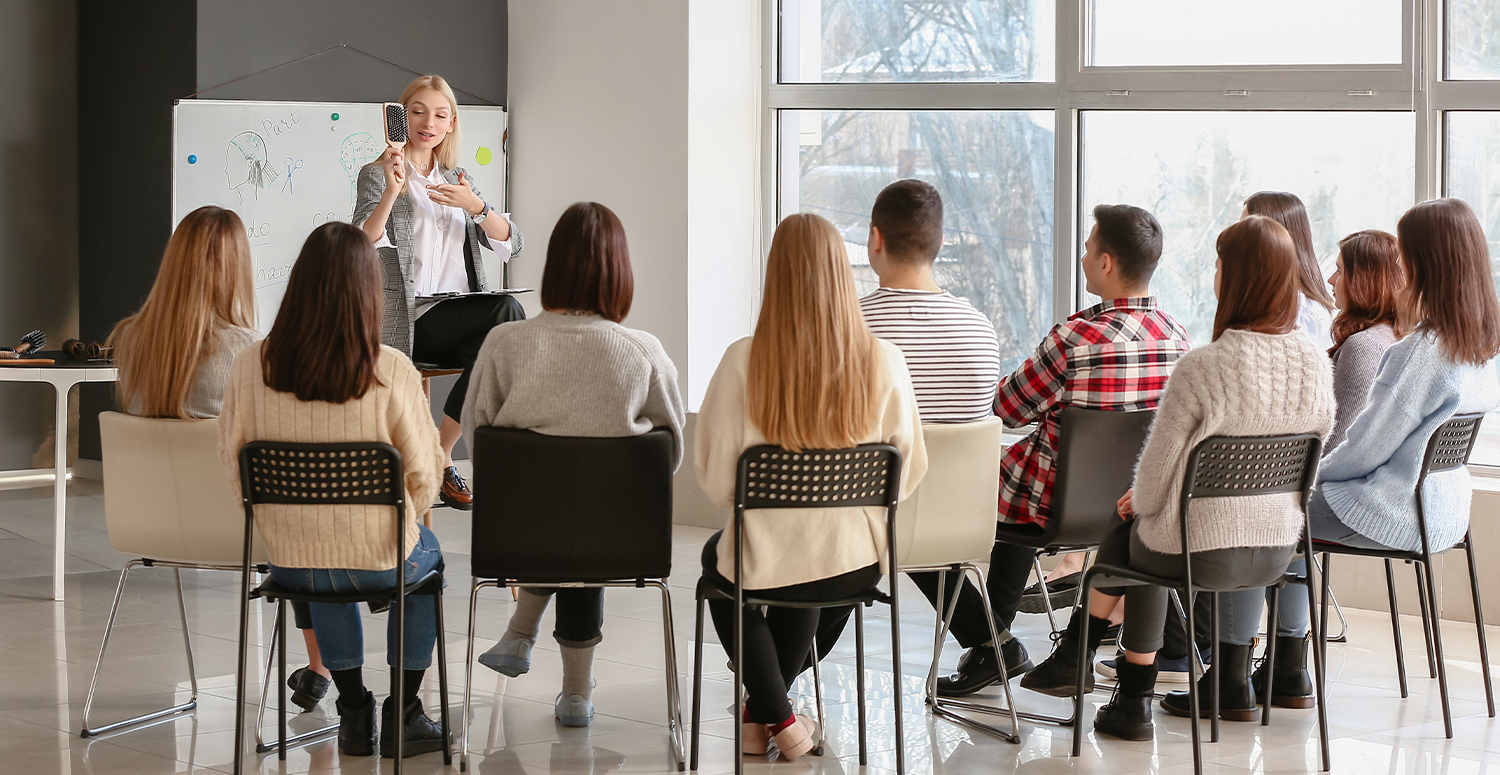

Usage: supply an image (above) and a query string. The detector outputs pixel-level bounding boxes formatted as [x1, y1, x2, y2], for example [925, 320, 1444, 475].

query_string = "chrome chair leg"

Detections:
[461, 579, 494, 772]
[920, 563, 1022, 743]
[651, 582, 686, 771]
[81, 561, 198, 738]
[1035, 556, 1059, 633]
[251, 603, 337, 755]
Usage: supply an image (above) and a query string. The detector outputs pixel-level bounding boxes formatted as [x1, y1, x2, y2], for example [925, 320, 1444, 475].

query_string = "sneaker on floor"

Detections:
[1096, 651, 1199, 684]
[1017, 572, 1081, 614]
[379, 696, 449, 759]
[741, 722, 770, 755]
[478, 636, 533, 677]
[771, 715, 818, 761]
[555, 693, 595, 727]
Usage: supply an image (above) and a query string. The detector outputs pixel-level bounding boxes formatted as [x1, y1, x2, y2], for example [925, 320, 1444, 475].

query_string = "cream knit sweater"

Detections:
[218, 342, 443, 570]
[1132, 328, 1336, 555]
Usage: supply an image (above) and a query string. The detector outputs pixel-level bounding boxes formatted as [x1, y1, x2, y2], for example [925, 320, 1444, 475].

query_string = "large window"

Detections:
[771, 0, 1500, 469]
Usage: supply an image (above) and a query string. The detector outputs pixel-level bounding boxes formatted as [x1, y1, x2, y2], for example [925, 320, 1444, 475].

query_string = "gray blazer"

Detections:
[353, 162, 525, 356]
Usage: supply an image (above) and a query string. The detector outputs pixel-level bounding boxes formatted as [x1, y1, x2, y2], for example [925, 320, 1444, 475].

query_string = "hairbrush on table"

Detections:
[0, 330, 45, 358]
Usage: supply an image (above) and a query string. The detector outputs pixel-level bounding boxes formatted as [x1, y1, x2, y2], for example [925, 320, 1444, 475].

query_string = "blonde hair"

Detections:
[398, 75, 462, 195]
[747, 214, 884, 452]
[108, 206, 255, 418]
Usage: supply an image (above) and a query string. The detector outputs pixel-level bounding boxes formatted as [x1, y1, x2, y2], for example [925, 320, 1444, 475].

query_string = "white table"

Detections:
[0, 356, 118, 601]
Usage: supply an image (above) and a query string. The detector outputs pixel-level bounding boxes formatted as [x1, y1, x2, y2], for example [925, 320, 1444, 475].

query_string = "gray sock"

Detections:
[560, 644, 595, 700]
[504, 589, 549, 646]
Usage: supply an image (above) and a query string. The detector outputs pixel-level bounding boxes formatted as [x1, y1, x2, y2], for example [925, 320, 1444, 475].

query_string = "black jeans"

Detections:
[524, 588, 606, 648]
[701, 531, 881, 725]
[906, 525, 1041, 649]
[412, 294, 526, 422]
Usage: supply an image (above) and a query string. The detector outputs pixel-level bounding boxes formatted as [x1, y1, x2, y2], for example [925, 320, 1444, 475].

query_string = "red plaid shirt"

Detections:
[996, 298, 1190, 527]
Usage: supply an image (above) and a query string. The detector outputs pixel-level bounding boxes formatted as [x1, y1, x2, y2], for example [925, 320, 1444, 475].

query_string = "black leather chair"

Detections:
[231, 442, 450, 775]
[461, 426, 682, 772]
[1313, 412, 1496, 740]
[1073, 434, 1329, 775]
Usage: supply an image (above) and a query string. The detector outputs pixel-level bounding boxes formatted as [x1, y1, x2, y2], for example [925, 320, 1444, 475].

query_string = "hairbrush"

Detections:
[63, 339, 111, 359]
[382, 102, 409, 149]
[13, 330, 45, 357]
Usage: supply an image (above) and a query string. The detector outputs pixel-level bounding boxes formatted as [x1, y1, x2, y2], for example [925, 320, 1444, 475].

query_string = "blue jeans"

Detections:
[1218, 491, 1398, 645]
[268, 525, 444, 672]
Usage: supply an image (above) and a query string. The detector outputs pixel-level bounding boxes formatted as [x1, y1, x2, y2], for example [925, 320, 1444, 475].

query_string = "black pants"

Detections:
[525, 588, 606, 648]
[701, 531, 881, 724]
[906, 525, 1041, 649]
[412, 294, 526, 422]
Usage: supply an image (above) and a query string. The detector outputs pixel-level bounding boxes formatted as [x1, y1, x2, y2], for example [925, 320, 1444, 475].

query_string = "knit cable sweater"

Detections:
[1319, 330, 1500, 552]
[1132, 328, 1336, 555]
[459, 312, 686, 470]
[219, 343, 442, 570]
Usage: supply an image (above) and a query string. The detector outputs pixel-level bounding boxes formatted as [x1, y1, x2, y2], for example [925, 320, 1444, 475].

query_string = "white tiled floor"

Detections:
[3, 477, 1500, 773]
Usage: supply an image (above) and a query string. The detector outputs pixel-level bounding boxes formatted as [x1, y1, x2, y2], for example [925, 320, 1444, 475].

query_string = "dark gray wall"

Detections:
[0, 0, 79, 470]
[76, 0, 506, 460]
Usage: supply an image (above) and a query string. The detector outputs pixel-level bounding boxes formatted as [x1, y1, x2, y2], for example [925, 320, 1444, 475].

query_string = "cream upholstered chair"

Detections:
[83, 413, 279, 739]
[893, 417, 1020, 742]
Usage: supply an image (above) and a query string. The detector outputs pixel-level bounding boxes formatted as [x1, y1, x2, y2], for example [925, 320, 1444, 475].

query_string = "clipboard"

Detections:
[416, 289, 533, 303]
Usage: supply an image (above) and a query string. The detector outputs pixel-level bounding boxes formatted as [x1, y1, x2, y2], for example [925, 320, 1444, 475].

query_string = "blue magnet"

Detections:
[187, 154, 197, 164]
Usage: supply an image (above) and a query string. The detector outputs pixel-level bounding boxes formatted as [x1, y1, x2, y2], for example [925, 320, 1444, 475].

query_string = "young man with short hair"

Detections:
[926, 204, 1192, 697]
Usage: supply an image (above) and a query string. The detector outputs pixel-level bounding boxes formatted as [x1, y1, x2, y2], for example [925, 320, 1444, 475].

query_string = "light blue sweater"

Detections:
[1319, 330, 1500, 552]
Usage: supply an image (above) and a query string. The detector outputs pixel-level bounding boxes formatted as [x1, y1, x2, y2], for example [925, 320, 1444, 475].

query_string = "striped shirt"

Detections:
[996, 297, 1191, 527]
[860, 288, 1002, 424]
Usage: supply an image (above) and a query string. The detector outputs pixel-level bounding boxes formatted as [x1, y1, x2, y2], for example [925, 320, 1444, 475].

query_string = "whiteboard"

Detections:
[172, 99, 509, 333]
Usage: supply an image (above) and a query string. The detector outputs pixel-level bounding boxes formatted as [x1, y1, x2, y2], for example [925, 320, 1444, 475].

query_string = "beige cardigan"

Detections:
[218, 342, 443, 570]
[696, 337, 928, 589]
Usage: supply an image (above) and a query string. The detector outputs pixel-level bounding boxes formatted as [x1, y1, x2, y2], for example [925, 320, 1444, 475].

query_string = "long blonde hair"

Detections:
[108, 206, 255, 418]
[398, 75, 462, 195]
[747, 214, 883, 452]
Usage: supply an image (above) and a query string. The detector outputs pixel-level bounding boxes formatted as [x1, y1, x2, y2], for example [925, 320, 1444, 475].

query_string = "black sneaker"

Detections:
[1017, 573, 1081, 614]
[380, 696, 450, 759]
[335, 689, 377, 757]
[934, 638, 1034, 697]
[1019, 635, 1095, 698]
[287, 667, 330, 712]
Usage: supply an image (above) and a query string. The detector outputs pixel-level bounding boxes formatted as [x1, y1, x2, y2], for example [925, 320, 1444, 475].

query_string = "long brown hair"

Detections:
[1330, 230, 1404, 352]
[1245, 191, 1336, 311]
[108, 206, 255, 418]
[261, 223, 384, 402]
[1396, 198, 1500, 366]
[1214, 216, 1301, 342]
[541, 202, 633, 321]
[747, 214, 883, 452]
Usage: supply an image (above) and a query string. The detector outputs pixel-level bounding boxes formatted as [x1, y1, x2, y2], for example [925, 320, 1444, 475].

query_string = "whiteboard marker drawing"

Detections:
[339, 132, 383, 210]
[281, 157, 304, 194]
[225, 131, 279, 203]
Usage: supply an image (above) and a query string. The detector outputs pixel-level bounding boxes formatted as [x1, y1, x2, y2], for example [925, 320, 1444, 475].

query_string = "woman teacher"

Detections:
[355, 74, 524, 510]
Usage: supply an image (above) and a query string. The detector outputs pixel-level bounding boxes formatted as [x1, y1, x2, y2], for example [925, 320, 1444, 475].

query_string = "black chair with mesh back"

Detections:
[1070, 434, 1329, 775]
[460, 426, 683, 772]
[1313, 412, 1496, 740]
[963, 406, 1155, 728]
[231, 442, 451, 775]
[688, 444, 906, 775]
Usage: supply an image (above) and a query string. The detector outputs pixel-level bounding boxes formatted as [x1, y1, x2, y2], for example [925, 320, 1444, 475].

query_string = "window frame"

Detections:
[763, 0, 1500, 474]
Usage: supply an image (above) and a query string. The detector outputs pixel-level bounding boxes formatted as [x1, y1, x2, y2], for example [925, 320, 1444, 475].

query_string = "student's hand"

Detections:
[1116, 489, 1135, 520]
[426, 172, 486, 216]
[378, 146, 405, 192]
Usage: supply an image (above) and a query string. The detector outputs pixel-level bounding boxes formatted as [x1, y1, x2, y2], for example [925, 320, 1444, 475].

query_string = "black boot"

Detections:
[935, 638, 1034, 697]
[1019, 612, 1108, 698]
[1253, 635, 1316, 709]
[1094, 659, 1158, 741]
[380, 696, 449, 759]
[1161, 642, 1260, 722]
[335, 689, 377, 757]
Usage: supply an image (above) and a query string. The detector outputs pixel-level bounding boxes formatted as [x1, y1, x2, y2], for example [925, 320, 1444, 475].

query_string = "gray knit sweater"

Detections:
[460, 312, 686, 470]
[1132, 328, 1336, 555]
[1327, 324, 1399, 453]
[126, 325, 259, 419]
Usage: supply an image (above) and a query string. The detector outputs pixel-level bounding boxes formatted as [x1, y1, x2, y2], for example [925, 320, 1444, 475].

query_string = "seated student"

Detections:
[109, 206, 333, 713]
[1020, 215, 1335, 739]
[464, 202, 685, 728]
[219, 222, 446, 759]
[1242, 198, 1500, 695]
[1243, 191, 1337, 351]
[696, 213, 926, 761]
[930, 204, 1191, 697]
[1208, 228, 1405, 713]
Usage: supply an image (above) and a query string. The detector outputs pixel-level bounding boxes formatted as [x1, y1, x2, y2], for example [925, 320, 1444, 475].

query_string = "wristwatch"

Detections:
[472, 201, 492, 223]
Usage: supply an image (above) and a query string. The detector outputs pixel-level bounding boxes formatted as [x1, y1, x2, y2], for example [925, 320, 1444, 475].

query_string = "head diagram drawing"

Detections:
[339, 132, 384, 210]
[225, 131, 279, 203]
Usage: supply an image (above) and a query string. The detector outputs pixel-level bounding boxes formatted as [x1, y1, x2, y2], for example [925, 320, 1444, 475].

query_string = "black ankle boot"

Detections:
[1252, 635, 1316, 709]
[335, 689, 377, 757]
[1161, 642, 1259, 722]
[380, 696, 449, 759]
[1018, 614, 1108, 698]
[1094, 659, 1158, 741]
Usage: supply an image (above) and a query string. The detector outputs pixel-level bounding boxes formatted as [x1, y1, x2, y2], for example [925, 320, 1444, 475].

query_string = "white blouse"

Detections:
[1297, 293, 1335, 352]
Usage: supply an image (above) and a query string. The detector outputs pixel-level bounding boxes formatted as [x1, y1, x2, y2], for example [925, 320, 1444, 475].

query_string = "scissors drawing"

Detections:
[282, 157, 304, 193]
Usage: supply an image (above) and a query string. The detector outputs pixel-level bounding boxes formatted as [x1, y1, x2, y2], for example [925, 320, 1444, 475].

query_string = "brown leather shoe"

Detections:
[440, 466, 473, 511]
